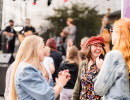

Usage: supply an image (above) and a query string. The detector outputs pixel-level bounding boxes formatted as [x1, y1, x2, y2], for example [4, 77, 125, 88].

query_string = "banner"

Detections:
[122, 0, 130, 18]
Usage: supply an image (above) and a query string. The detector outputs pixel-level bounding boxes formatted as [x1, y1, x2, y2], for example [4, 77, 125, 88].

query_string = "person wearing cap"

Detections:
[72, 36, 106, 100]
[94, 19, 130, 100]
[3, 20, 16, 53]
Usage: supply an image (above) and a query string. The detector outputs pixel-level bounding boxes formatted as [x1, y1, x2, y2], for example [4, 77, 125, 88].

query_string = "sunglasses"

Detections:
[109, 28, 113, 33]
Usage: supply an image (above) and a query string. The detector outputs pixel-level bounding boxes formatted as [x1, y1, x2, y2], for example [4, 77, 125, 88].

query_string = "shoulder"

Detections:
[44, 56, 52, 60]
[5, 26, 10, 30]
[45, 57, 54, 63]
[106, 50, 124, 60]
[79, 60, 88, 70]
[81, 60, 88, 66]
[105, 50, 125, 65]
[18, 63, 41, 76]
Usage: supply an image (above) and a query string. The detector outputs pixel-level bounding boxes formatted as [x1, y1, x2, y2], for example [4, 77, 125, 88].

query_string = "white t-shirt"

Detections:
[43, 57, 54, 79]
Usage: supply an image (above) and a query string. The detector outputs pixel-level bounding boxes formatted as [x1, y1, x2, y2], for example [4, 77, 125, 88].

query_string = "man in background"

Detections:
[24, 18, 36, 36]
[18, 18, 36, 42]
[60, 18, 77, 43]
[3, 20, 16, 54]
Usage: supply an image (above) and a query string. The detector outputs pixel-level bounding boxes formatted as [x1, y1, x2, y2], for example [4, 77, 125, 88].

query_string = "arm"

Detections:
[49, 63, 55, 74]
[19, 66, 70, 100]
[49, 57, 55, 74]
[4, 26, 15, 37]
[72, 61, 86, 100]
[3, 32, 14, 37]
[94, 50, 125, 96]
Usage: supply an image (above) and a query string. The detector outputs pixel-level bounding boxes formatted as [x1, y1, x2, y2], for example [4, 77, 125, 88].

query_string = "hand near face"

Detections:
[96, 57, 103, 69]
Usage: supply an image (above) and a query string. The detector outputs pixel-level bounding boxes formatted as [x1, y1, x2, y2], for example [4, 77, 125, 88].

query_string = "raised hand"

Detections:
[96, 57, 103, 70]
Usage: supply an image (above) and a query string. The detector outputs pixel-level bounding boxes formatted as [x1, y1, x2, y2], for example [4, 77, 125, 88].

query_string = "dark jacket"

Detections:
[59, 61, 78, 89]
[50, 50, 62, 82]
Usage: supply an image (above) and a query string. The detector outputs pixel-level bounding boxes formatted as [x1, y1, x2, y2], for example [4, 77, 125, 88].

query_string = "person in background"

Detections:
[100, 29, 111, 52]
[46, 38, 63, 83]
[43, 46, 55, 86]
[73, 36, 106, 100]
[18, 18, 36, 42]
[57, 38, 66, 59]
[94, 18, 130, 100]
[100, 16, 112, 34]
[60, 18, 77, 43]
[8, 35, 70, 100]
[79, 37, 89, 62]
[43, 46, 55, 74]
[59, 46, 79, 100]
[24, 18, 35, 36]
[3, 20, 16, 53]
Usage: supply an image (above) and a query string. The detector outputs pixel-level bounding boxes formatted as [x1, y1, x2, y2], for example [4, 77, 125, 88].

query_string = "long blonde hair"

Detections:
[9, 35, 48, 100]
[66, 46, 79, 65]
[113, 18, 130, 72]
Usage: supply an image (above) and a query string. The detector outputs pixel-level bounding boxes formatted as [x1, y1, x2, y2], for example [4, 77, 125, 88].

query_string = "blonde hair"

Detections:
[66, 46, 79, 65]
[44, 46, 50, 53]
[113, 18, 130, 72]
[9, 35, 48, 100]
[67, 18, 74, 24]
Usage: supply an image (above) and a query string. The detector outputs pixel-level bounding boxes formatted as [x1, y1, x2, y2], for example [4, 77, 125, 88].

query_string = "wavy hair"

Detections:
[113, 18, 130, 72]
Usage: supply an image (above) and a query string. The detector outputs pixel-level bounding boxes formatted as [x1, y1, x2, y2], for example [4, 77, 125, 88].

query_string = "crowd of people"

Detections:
[1, 17, 130, 100]
[0, 18, 36, 54]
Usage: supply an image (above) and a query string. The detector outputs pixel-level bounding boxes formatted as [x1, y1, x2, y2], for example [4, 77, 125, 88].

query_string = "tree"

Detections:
[43, 2, 101, 47]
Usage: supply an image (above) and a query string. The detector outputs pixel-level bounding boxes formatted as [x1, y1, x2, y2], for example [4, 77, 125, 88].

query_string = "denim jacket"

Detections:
[15, 62, 55, 100]
[94, 50, 130, 100]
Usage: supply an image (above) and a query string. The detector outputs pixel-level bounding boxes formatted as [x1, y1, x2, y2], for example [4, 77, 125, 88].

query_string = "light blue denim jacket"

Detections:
[94, 50, 130, 100]
[15, 62, 55, 100]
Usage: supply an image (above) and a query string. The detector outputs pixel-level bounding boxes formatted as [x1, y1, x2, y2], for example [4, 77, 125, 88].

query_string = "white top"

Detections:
[43, 57, 54, 79]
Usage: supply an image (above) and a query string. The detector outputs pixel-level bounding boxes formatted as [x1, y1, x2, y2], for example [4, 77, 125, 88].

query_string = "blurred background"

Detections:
[0, 0, 129, 99]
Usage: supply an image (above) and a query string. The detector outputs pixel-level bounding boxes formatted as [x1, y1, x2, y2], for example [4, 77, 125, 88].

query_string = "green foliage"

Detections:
[44, 2, 101, 47]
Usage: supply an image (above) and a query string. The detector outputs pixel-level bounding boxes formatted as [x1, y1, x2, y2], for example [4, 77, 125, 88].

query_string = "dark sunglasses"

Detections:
[109, 28, 113, 33]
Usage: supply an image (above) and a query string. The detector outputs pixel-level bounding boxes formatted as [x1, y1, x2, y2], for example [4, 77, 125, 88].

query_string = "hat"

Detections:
[85, 36, 105, 47]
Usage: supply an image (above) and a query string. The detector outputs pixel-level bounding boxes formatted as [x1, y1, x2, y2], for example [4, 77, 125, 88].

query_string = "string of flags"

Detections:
[12, 0, 69, 6]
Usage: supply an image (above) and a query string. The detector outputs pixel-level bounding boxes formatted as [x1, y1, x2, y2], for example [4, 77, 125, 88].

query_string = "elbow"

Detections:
[94, 84, 104, 96]
[51, 69, 55, 74]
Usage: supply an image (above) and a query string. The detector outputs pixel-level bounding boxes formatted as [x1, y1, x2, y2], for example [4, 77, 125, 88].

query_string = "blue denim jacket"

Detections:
[15, 62, 55, 100]
[94, 50, 130, 100]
